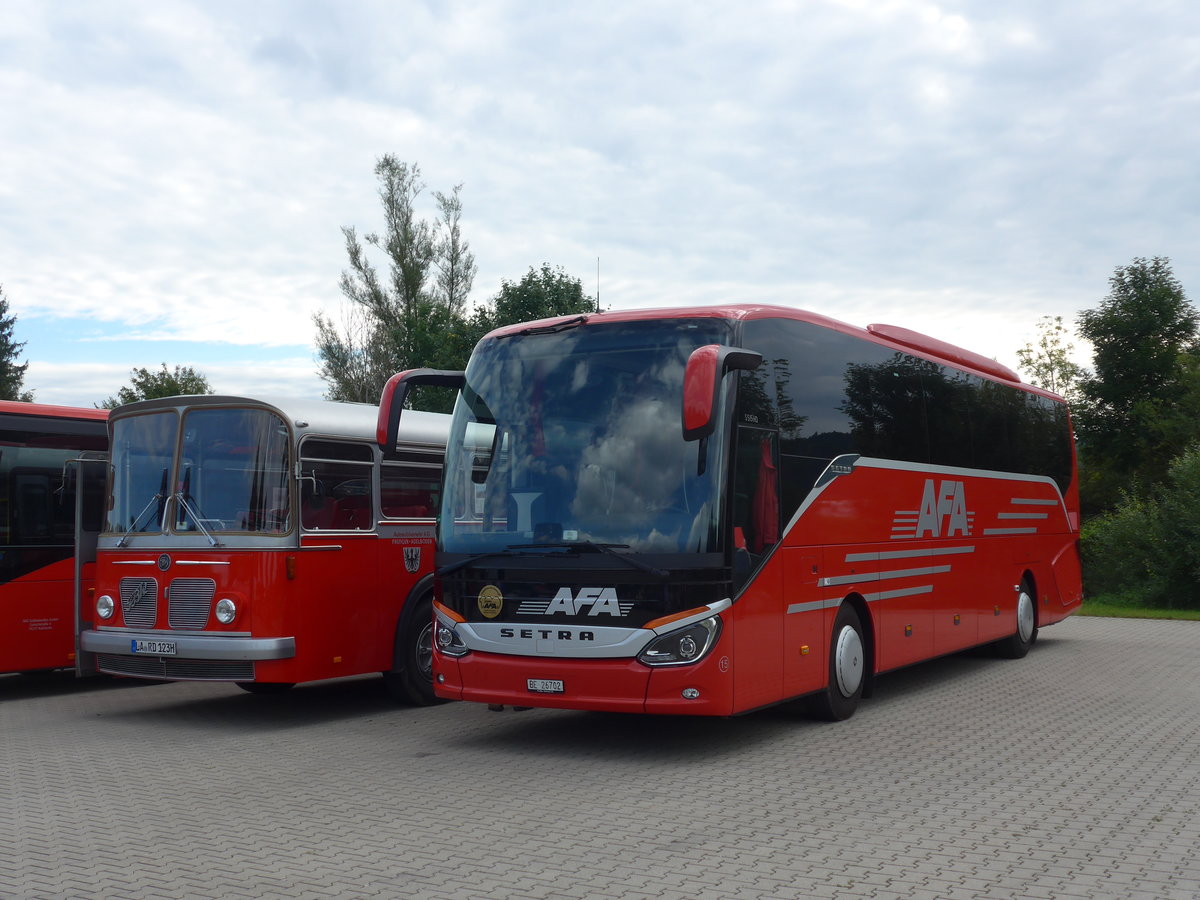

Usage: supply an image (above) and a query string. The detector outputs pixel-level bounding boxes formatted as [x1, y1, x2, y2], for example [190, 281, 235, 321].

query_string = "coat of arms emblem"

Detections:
[403, 546, 421, 573]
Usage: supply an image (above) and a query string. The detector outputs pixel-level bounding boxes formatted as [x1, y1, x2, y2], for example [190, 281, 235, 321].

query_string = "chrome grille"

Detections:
[168, 578, 216, 629]
[96, 654, 254, 681]
[119, 578, 158, 628]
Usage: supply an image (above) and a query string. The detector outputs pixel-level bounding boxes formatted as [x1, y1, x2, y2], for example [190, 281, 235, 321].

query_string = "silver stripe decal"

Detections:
[786, 598, 843, 615]
[996, 512, 1048, 520]
[1011, 498, 1059, 506]
[864, 585, 934, 602]
[983, 527, 1038, 535]
[819, 565, 951, 588]
[845, 545, 975, 563]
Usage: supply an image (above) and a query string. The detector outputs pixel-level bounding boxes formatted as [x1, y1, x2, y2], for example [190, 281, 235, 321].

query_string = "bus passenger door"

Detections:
[73, 456, 107, 676]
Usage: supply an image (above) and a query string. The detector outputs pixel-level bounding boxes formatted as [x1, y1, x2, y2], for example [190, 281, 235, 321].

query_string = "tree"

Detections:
[1074, 256, 1200, 512]
[315, 157, 477, 403]
[1015, 315, 1084, 401]
[0, 284, 34, 402]
[100, 364, 213, 409]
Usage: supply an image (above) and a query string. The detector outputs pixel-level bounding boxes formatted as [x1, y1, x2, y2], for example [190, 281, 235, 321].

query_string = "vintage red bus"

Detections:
[382, 304, 1083, 719]
[0, 400, 108, 676]
[79, 395, 449, 701]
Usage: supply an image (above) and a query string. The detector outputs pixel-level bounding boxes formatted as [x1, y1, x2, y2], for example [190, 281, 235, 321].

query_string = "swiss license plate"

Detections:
[527, 678, 564, 694]
[132, 639, 177, 656]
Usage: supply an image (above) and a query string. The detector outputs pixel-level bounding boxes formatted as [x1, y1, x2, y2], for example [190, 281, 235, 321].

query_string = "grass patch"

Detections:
[1080, 600, 1200, 620]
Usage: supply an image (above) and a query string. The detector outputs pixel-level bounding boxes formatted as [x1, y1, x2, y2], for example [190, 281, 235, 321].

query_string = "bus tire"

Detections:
[993, 581, 1038, 659]
[807, 603, 866, 721]
[235, 681, 295, 694]
[383, 593, 444, 706]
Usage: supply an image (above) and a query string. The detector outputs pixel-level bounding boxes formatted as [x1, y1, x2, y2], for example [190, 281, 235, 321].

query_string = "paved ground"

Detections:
[2, 615, 1199, 900]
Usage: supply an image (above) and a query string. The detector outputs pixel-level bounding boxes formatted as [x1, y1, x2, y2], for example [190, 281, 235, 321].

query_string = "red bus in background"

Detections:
[383, 304, 1083, 719]
[80, 395, 449, 701]
[0, 401, 108, 676]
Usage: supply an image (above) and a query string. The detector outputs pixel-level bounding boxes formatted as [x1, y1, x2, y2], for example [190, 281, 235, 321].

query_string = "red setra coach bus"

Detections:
[79, 395, 449, 701]
[381, 304, 1083, 719]
[0, 400, 108, 676]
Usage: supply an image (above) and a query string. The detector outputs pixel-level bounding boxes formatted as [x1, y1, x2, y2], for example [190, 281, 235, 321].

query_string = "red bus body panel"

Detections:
[433, 305, 1083, 716]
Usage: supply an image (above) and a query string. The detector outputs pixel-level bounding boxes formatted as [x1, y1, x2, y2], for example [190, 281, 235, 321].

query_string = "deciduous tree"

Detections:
[100, 364, 213, 409]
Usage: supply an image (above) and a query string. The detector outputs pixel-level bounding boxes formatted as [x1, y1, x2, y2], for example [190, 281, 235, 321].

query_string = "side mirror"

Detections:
[682, 345, 762, 441]
[377, 369, 466, 456]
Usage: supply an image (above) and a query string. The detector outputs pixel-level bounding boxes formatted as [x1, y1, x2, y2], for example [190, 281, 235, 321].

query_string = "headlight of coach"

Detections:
[97, 594, 115, 620]
[637, 615, 723, 666]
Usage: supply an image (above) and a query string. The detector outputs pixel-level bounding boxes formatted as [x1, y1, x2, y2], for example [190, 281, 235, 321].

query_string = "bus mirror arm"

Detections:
[377, 369, 466, 458]
[682, 345, 763, 442]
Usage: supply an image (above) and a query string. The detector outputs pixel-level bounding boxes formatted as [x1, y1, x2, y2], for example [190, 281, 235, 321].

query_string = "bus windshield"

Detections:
[107, 411, 176, 534]
[440, 318, 734, 555]
[106, 407, 292, 535]
[176, 408, 291, 534]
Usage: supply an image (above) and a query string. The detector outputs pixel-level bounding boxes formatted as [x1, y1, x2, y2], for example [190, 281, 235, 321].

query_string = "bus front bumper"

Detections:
[80, 628, 295, 661]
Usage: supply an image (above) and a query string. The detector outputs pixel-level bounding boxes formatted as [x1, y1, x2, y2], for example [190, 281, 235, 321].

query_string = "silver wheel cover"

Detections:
[834, 624, 864, 697]
[1017, 589, 1035, 644]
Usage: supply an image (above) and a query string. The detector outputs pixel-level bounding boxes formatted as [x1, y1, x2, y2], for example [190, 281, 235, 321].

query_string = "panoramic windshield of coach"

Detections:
[441, 318, 733, 555]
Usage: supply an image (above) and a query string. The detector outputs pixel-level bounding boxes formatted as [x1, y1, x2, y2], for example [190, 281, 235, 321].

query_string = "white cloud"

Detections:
[1, 0, 1198, 400]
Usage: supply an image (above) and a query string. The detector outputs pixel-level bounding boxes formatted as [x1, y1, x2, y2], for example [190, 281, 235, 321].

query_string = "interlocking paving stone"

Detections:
[2, 616, 1200, 899]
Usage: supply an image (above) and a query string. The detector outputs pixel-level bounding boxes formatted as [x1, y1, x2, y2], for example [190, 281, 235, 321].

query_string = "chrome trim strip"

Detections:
[80, 629, 295, 661]
[819, 565, 951, 588]
[175, 560, 232, 566]
[844, 545, 975, 563]
[452, 598, 734, 660]
[113, 560, 156, 566]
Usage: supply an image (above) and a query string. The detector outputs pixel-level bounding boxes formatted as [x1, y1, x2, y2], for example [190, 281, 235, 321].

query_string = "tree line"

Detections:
[3, 157, 1198, 610]
[1016, 256, 1200, 609]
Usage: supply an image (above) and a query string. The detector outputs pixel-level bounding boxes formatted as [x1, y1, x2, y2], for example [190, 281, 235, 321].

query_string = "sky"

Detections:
[1, 0, 1197, 408]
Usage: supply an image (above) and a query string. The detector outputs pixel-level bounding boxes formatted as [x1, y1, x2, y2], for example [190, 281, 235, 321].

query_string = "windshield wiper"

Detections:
[437, 547, 548, 577]
[499, 315, 588, 338]
[117, 468, 168, 547]
[174, 465, 221, 547]
[508, 541, 669, 578]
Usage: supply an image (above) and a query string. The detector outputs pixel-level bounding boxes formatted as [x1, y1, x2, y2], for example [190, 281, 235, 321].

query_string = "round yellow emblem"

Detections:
[477, 585, 504, 619]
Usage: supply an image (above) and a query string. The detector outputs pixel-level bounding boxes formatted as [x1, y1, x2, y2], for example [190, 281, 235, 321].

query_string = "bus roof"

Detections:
[106, 395, 450, 447]
[0, 399, 109, 421]
[482, 304, 1043, 398]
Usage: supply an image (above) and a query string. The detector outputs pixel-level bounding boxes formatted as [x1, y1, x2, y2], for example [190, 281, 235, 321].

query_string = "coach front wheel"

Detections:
[807, 603, 866, 721]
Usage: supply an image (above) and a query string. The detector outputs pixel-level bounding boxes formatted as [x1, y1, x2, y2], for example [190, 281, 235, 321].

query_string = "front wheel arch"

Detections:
[382, 575, 444, 706]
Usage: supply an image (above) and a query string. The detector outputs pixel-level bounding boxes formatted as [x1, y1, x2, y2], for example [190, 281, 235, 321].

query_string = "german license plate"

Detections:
[132, 639, 177, 656]
[527, 678, 564, 694]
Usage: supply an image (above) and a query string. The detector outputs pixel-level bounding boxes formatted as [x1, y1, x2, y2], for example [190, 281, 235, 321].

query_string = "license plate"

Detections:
[132, 639, 177, 656]
[527, 678, 564, 694]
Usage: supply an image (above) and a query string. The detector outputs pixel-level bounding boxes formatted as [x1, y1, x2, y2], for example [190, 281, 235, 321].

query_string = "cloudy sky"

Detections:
[2, 0, 1197, 408]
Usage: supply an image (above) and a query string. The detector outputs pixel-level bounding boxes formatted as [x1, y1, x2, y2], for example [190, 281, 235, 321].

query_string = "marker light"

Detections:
[214, 598, 237, 624]
[97, 595, 115, 620]
[638, 615, 722, 667]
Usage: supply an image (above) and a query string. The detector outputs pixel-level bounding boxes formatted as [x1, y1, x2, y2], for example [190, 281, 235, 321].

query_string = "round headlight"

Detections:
[97, 594, 114, 620]
[214, 598, 237, 624]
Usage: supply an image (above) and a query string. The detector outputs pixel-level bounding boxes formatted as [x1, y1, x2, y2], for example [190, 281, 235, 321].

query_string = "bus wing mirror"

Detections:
[682, 345, 763, 441]
[377, 369, 466, 457]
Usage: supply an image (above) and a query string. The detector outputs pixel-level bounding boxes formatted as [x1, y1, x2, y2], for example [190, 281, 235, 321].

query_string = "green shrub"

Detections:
[1081, 445, 1200, 609]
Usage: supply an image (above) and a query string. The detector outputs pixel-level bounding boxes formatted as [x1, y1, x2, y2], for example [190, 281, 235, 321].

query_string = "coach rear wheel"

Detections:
[383, 593, 445, 706]
[994, 582, 1038, 659]
[807, 603, 866, 721]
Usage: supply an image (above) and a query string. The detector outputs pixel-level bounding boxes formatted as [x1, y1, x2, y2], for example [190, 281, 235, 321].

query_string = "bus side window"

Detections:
[381, 463, 440, 519]
[299, 439, 375, 531]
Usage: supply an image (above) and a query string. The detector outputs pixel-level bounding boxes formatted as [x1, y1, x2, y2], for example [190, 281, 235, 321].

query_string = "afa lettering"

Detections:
[916, 479, 970, 537]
